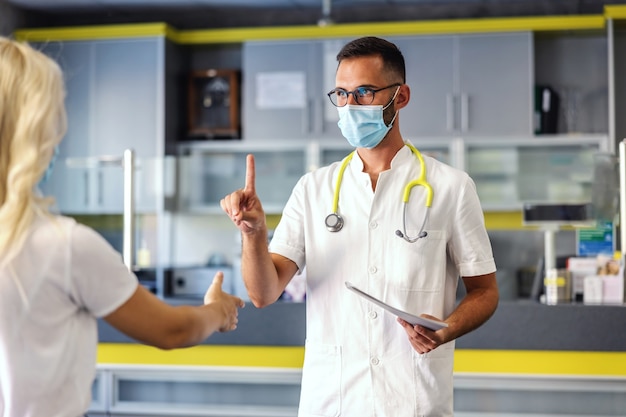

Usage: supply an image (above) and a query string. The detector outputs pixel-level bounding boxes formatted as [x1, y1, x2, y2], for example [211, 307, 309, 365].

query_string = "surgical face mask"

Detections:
[39, 146, 59, 186]
[336, 88, 399, 149]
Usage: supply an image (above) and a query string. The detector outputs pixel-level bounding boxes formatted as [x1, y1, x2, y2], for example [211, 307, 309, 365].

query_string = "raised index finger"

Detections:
[244, 154, 256, 194]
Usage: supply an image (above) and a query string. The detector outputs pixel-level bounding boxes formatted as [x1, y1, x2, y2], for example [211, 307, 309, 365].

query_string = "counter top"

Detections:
[98, 300, 626, 351]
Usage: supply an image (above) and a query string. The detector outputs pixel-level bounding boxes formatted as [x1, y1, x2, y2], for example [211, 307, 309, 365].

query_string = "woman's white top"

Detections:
[269, 145, 496, 417]
[0, 215, 137, 417]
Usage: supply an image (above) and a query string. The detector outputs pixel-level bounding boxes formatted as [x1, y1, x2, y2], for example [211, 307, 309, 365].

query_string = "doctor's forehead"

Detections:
[335, 56, 387, 87]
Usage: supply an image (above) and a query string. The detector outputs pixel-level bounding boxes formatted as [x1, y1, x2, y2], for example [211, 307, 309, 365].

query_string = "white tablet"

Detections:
[345, 281, 448, 331]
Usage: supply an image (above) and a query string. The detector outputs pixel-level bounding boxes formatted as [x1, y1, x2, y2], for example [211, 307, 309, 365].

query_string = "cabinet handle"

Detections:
[446, 93, 455, 132]
[461, 93, 469, 132]
[83, 171, 89, 206]
[301, 99, 310, 135]
[122, 149, 135, 270]
[97, 171, 103, 205]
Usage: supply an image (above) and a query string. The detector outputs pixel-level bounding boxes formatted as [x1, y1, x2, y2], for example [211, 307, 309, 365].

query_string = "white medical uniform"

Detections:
[269, 144, 496, 417]
[0, 215, 137, 417]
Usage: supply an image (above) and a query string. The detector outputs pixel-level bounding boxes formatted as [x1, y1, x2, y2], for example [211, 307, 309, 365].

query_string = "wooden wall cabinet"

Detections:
[187, 69, 240, 139]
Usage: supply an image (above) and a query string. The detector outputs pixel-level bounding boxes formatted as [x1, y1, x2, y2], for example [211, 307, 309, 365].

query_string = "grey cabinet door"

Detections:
[393, 36, 456, 138]
[391, 33, 532, 138]
[458, 32, 533, 136]
[243, 40, 327, 140]
[37, 41, 93, 213]
[93, 38, 160, 158]
[92, 38, 162, 212]
[37, 38, 162, 214]
[55, 41, 93, 159]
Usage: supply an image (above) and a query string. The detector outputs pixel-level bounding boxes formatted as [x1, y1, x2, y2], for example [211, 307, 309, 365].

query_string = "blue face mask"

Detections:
[336, 88, 399, 149]
[40, 146, 59, 186]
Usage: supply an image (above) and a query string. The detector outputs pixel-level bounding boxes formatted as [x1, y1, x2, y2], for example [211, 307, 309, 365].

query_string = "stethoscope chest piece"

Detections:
[325, 213, 344, 232]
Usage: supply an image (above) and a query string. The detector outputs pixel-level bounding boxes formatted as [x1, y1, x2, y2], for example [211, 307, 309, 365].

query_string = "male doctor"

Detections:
[221, 36, 499, 416]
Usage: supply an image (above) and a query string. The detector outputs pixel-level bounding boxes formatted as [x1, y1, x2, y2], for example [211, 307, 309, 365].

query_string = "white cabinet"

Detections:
[241, 38, 352, 142]
[37, 38, 164, 214]
[314, 139, 453, 169]
[392, 32, 533, 137]
[175, 135, 608, 215]
[177, 142, 308, 214]
[242, 40, 322, 141]
[243, 34, 532, 141]
[463, 135, 610, 210]
[89, 365, 301, 416]
[43, 156, 166, 215]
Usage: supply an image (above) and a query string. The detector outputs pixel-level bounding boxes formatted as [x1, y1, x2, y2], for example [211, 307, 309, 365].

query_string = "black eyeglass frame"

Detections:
[326, 83, 402, 107]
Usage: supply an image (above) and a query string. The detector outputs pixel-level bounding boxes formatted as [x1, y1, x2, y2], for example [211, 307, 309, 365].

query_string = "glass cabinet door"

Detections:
[318, 139, 452, 168]
[178, 143, 307, 214]
[465, 136, 608, 210]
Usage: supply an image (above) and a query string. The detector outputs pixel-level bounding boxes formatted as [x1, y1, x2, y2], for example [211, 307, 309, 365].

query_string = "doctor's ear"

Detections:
[395, 84, 410, 109]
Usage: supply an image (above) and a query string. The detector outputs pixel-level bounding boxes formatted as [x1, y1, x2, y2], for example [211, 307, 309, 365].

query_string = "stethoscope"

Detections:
[325, 143, 433, 243]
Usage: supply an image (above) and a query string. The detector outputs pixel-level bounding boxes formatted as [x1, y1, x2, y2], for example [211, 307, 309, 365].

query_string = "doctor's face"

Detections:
[335, 55, 404, 124]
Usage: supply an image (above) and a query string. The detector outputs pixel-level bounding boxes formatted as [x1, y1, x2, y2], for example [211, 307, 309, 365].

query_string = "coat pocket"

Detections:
[298, 341, 341, 417]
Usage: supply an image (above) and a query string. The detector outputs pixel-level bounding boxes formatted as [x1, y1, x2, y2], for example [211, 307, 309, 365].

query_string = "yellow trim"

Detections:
[605, 5, 626, 20]
[15, 15, 604, 44]
[455, 350, 626, 376]
[13, 23, 176, 42]
[484, 211, 524, 230]
[98, 344, 626, 376]
[177, 15, 605, 44]
[97, 344, 305, 368]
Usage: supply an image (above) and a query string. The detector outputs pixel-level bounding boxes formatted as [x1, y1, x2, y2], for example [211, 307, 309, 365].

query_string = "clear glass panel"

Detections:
[466, 142, 600, 209]
[43, 155, 168, 215]
[320, 144, 450, 167]
[181, 148, 306, 214]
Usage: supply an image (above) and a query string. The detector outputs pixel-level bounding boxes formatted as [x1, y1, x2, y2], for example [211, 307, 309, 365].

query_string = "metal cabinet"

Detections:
[393, 32, 533, 137]
[37, 38, 164, 214]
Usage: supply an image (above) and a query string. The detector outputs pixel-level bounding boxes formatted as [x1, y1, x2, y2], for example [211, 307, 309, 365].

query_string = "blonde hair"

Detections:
[0, 37, 67, 262]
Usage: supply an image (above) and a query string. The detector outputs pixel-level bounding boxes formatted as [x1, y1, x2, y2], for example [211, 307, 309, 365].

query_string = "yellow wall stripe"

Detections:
[455, 349, 626, 376]
[14, 15, 604, 45]
[97, 344, 306, 368]
[14, 23, 174, 42]
[98, 344, 626, 376]
[605, 5, 626, 19]
[165, 15, 606, 44]
[484, 211, 524, 230]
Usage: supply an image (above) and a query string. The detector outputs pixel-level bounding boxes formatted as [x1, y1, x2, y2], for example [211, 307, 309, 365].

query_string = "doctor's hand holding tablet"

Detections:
[345, 281, 450, 354]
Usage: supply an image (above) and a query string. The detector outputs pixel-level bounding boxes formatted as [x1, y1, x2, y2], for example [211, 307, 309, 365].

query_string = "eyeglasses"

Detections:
[327, 83, 401, 107]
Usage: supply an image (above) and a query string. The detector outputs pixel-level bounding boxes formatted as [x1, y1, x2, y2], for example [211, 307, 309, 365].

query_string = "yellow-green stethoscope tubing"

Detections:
[327, 143, 433, 242]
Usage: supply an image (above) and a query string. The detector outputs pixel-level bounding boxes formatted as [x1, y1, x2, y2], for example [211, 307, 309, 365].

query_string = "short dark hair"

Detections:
[336, 36, 406, 83]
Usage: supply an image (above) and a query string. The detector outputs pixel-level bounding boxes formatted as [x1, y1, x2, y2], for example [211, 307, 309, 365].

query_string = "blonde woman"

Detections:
[0, 37, 245, 417]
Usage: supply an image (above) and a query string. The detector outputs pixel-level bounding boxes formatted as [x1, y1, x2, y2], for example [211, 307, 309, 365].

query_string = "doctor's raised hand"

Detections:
[220, 154, 267, 234]
[220, 154, 299, 308]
